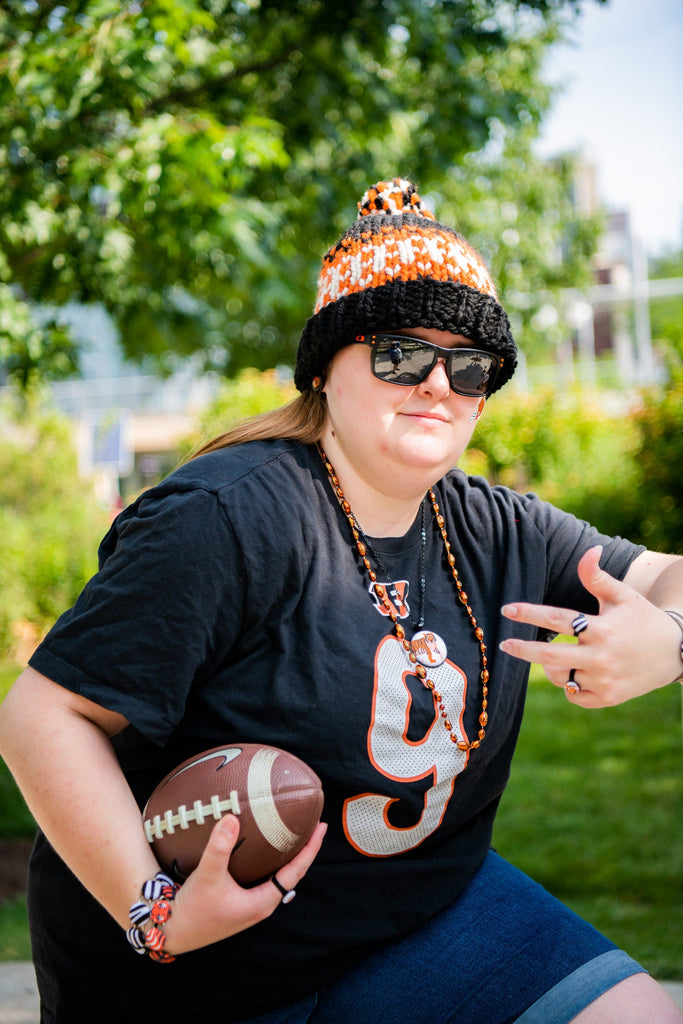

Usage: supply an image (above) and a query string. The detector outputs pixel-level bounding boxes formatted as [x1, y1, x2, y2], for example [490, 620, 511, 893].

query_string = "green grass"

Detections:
[493, 669, 683, 979]
[0, 662, 681, 973]
[0, 895, 32, 960]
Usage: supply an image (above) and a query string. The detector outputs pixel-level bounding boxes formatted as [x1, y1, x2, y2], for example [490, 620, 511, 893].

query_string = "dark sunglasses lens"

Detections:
[372, 339, 435, 384]
[447, 351, 498, 396]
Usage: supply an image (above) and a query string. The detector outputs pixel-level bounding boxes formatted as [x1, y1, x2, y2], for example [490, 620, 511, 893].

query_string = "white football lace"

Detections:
[144, 791, 241, 843]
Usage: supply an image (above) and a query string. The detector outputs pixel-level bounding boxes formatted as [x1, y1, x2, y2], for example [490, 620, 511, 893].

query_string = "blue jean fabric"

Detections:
[240, 851, 645, 1024]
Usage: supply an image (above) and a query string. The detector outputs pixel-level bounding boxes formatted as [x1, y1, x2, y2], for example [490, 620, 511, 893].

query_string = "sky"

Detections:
[536, 0, 683, 257]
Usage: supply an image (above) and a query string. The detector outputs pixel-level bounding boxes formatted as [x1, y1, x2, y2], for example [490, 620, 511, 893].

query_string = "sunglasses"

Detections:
[355, 334, 503, 398]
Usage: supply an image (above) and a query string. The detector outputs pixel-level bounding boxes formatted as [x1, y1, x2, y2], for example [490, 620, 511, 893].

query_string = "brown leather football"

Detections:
[143, 744, 324, 885]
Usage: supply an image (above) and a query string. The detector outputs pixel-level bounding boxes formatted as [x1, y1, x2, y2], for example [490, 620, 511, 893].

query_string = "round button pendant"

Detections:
[410, 630, 448, 668]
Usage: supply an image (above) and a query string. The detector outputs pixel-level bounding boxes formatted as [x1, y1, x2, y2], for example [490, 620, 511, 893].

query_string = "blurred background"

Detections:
[538, 0, 682, 257]
[0, 0, 681, 980]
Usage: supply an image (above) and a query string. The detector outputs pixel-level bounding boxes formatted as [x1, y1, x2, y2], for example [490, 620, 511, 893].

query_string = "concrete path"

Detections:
[0, 962, 681, 1023]
[0, 963, 39, 1023]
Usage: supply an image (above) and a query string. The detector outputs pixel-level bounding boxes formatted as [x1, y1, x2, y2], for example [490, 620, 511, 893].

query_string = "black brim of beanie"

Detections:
[294, 278, 518, 393]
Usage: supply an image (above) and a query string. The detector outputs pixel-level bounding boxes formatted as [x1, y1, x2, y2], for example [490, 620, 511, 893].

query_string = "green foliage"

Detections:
[463, 382, 682, 553]
[0, 285, 79, 388]
[183, 367, 297, 456]
[0, 397, 109, 657]
[628, 386, 683, 553]
[0, 664, 19, 702]
[0, 0, 602, 384]
[463, 386, 642, 539]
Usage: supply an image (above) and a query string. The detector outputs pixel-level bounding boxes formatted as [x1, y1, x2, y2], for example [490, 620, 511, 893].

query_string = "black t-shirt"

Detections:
[28, 439, 643, 1019]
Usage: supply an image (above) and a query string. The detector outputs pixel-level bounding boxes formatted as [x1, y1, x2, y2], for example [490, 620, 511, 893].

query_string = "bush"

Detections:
[0, 396, 109, 659]
[463, 383, 681, 553]
[182, 367, 297, 458]
[463, 386, 642, 541]
[628, 384, 683, 552]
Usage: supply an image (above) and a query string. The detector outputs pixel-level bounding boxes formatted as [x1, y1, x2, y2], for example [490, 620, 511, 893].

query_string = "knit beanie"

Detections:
[295, 178, 517, 393]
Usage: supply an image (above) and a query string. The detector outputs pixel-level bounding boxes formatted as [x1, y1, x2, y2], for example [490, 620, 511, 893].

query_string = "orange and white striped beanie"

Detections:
[295, 178, 516, 393]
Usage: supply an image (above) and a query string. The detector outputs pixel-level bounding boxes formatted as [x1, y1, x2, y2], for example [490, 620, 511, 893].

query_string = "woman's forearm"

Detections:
[0, 667, 327, 956]
[0, 668, 158, 929]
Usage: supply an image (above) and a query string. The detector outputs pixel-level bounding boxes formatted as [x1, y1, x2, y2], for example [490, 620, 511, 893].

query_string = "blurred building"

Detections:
[45, 303, 218, 503]
[560, 159, 682, 389]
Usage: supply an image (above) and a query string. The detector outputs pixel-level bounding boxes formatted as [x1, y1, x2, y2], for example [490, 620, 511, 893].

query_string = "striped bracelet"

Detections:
[665, 610, 683, 682]
[126, 871, 180, 963]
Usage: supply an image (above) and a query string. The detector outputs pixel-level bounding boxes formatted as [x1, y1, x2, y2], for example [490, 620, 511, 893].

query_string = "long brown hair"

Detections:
[190, 390, 327, 459]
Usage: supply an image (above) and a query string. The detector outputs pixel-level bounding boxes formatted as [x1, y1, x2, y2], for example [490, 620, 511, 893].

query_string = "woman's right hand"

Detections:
[163, 815, 327, 955]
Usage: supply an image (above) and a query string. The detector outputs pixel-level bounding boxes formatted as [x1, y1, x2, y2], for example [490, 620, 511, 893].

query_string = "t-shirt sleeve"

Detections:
[515, 488, 645, 612]
[29, 488, 245, 745]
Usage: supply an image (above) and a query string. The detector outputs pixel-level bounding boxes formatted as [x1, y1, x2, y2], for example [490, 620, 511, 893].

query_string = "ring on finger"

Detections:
[270, 874, 296, 904]
[565, 668, 581, 695]
[572, 613, 588, 638]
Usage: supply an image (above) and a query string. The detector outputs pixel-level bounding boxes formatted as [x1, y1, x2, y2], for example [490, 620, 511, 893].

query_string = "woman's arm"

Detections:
[499, 547, 683, 706]
[0, 668, 325, 955]
[622, 549, 683, 607]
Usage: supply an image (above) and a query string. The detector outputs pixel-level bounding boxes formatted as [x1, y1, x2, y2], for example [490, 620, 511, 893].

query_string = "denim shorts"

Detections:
[240, 850, 646, 1024]
[38, 851, 645, 1024]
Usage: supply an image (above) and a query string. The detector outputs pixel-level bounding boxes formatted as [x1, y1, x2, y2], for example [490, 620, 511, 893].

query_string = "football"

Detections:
[143, 744, 324, 886]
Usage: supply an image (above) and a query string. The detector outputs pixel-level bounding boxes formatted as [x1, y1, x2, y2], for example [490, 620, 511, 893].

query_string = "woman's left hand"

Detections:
[499, 546, 683, 707]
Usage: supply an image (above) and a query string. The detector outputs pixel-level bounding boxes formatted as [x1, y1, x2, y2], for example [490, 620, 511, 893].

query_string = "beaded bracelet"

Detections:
[665, 610, 683, 682]
[126, 871, 180, 963]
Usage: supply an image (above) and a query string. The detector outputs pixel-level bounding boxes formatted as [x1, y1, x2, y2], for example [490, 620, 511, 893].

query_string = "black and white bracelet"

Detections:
[126, 871, 180, 963]
[665, 610, 683, 682]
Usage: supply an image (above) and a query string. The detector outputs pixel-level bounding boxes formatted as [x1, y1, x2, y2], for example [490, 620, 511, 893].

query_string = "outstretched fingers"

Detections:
[499, 548, 680, 705]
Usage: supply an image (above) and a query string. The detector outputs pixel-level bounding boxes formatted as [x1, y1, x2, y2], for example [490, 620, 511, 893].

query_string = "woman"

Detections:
[1, 179, 681, 1023]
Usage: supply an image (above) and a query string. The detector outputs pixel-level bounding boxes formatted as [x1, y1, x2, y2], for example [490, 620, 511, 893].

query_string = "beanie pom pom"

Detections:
[296, 176, 517, 393]
[358, 178, 435, 221]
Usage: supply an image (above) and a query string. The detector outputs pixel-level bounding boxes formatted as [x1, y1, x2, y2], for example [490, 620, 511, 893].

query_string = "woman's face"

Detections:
[321, 327, 485, 498]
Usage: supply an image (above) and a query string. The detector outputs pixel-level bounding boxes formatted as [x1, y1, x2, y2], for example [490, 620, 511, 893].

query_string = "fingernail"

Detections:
[501, 604, 517, 617]
[499, 640, 511, 653]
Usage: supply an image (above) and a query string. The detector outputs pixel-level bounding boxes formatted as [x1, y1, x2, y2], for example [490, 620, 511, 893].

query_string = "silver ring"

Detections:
[565, 668, 581, 695]
[572, 613, 588, 638]
[270, 874, 296, 904]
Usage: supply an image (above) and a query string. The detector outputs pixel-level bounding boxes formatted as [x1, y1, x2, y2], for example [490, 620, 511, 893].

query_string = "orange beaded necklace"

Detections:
[318, 444, 490, 752]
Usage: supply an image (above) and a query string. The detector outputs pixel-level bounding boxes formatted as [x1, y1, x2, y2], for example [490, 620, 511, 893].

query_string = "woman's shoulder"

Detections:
[441, 467, 540, 512]
[439, 467, 573, 542]
[101, 440, 321, 565]
[144, 439, 317, 502]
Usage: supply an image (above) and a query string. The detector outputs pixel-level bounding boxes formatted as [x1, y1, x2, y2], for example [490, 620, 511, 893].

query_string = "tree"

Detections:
[0, 0, 604, 385]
